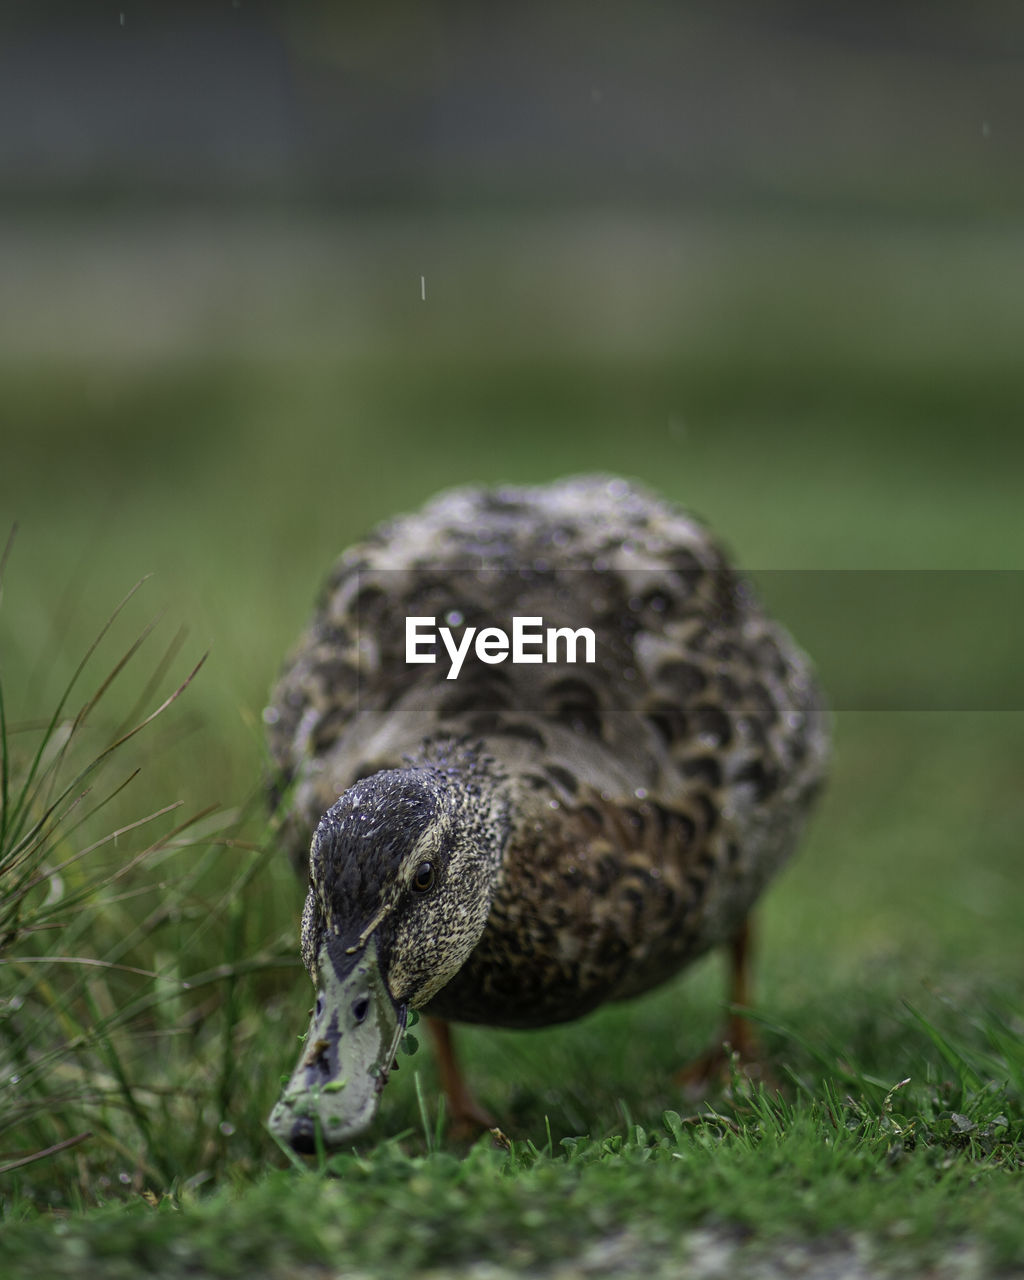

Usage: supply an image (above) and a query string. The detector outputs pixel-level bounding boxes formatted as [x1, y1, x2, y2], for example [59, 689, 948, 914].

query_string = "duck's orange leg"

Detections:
[722, 915, 757, 1060]
[677, 916, 764, 1091]
[426, 1017, 496, 1138]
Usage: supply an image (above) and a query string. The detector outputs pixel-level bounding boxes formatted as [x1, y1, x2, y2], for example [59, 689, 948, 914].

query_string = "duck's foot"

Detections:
[675, 917, 777, 1099]
[675, 1029, 773, 1101]
[426, 1017, 497, 1141]
[449, 1098, 499, 1144]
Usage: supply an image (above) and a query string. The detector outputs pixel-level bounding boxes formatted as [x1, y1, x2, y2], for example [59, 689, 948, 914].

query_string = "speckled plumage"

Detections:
[267, 475, 828, 1038]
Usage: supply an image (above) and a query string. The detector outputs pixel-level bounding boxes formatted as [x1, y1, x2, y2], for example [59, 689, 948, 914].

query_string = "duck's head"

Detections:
[268, 760, 508, 1153]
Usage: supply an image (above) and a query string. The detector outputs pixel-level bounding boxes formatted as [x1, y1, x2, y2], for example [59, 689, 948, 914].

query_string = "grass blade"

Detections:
[1, 576, 152, 851]
[0, 1131, 92, 1176]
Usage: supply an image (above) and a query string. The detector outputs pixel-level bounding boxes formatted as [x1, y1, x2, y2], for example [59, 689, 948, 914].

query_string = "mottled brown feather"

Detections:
[266, 475, 828, 1027]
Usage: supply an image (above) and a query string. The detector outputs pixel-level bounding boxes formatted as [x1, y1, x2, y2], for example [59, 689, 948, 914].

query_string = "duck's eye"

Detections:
[411, 861, 435, 893]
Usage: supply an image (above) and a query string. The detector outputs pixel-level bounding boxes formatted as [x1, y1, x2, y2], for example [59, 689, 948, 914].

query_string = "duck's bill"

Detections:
[268, 935, 406, 1153]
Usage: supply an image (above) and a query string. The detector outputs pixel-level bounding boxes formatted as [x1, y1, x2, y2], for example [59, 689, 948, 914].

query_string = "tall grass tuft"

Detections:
[0, 533, 300, 1209]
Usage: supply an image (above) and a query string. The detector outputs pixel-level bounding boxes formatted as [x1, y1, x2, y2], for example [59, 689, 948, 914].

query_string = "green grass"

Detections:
[1, 1040, 1022, 1276]
[0, 207, 1022, 1276]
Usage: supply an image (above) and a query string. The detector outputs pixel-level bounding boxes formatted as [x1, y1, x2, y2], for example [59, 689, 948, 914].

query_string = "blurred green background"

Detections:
[0, 2, 1022, 1193]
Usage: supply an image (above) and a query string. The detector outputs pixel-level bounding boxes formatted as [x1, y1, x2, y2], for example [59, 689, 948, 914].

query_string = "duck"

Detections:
[265, 475, 828, 1153]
